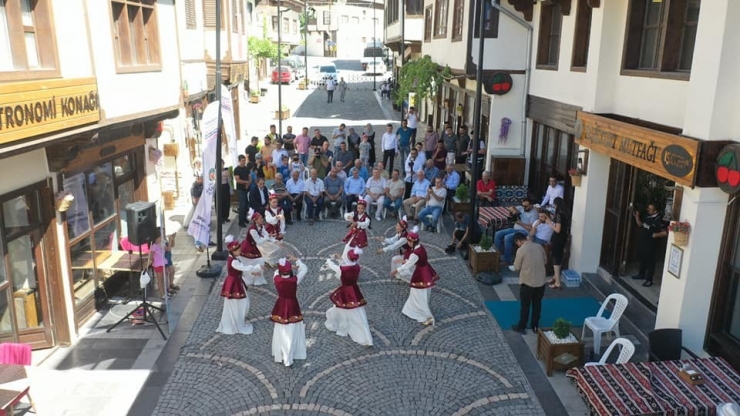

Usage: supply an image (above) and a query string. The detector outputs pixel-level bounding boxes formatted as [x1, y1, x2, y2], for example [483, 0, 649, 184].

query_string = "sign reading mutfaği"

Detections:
[574, 112, 700, 187]
[0, 78, 100, 145]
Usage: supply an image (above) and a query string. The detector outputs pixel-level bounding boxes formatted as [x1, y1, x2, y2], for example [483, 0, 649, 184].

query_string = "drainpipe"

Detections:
[491, 2, 532, 156]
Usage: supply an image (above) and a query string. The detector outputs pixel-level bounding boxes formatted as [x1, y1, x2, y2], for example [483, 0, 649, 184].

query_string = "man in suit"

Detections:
[249, 177, 269, 217]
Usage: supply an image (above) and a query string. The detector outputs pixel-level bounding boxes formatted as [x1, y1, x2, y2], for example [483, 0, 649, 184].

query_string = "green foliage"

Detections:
[395, 55, 451, 107]
[248, 36, 277, 61]
[553, 318, 572, 339]
[479, 234, 492, 251]
[455, 183, 469, 202]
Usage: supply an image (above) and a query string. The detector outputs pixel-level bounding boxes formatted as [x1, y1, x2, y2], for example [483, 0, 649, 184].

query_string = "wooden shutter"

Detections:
[204, 0, 217, 28]
[185, 0, 196, 28]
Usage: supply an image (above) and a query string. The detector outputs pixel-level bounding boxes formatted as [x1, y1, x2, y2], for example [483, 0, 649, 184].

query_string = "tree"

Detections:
[395, 55, 451, 107]
[248, 36, 277, 61]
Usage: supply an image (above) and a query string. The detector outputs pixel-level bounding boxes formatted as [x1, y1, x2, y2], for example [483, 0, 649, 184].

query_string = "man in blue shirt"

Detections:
[423, 159, 440, 183]
[443, 164, 460, 212]
[323, 168, 344, 218]
[396, 120, 412, 170]
[344, 168, 366, 209]
[348, 159, 369, 181]
[402, 170, 431, 221]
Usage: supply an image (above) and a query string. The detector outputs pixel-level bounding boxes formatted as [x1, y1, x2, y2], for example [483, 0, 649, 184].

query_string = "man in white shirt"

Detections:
[508, 210, 554, 272]
[304, 169, 325, 224]
[403, 170, 431, 221]
[326, 76, 336, 103]
[332, 123, 347, 155]
[404, 147, 426, 198]
[381, 123, 398, 176]
[540, 175, 564, 206]
[383, 169, 405, 217]
[271, 140, 289, 169]
[364, 168, 388, 221]
[418, 177, 447, 232]
[407, 106, 419, 144]
[286, 169, 305, 221]
[495, 198, 538, 264]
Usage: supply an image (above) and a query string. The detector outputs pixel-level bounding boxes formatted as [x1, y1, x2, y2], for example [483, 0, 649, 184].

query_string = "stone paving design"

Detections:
[294, 82, 388, 121]
[152, 217, 545, 416]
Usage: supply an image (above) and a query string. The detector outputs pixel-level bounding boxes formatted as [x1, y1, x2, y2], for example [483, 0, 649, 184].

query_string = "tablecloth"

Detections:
[477, 207, 512, 230]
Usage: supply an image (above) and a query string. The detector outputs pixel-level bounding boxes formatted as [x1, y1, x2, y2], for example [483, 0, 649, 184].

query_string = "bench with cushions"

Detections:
[494, 185, 529, 207]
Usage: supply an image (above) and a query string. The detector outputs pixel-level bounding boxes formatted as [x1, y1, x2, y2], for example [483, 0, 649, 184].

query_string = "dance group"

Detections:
[217, 194, 439, 367]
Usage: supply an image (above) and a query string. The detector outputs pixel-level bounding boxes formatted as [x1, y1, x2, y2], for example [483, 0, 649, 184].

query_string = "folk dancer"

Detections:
[264, 191, 286, 241]
[341, 197, 370, 259]
[271, 256, 309, 367]
[217, 236, 263, 335]
[322, 247, 373, 346]
[377, 216, 411, 282]
[391, 227, 439, 326]
[239, 209, 268, 285]
[245, 208, 283, 269]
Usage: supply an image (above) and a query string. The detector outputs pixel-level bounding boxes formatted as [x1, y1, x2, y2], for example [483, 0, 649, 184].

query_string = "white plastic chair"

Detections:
[423, 200, 446, 233]
[368, 199, 387, 220]
[584, 338, 635, 366]
[582, 293, 629, 356]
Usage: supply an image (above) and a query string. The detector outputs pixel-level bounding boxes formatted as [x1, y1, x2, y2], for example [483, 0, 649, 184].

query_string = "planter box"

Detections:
[275, 109, 290, 120]
[298, 82, 307, 90]
[469, 245, 499, 275]
[536, 329, 585, 376]
[452, 196, 470, 214]
[250, 95, 260, 103]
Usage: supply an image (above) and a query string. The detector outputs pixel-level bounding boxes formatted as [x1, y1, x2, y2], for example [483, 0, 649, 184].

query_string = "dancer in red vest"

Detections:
[323, 247, 373, 346]
[264, 190, 286, 241]
[391, 227, 439, 326]
[217, 235, 263, 335]
[341, 196, 370, 259]
[240, 209, 268, 285]
[377, 215, 411, 282]
[270, 256, 309, 367]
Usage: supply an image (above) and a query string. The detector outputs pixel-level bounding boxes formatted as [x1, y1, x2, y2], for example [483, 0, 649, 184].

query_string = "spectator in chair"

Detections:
[323, 168, 344, 219]
[286, 169, 305, 222]
[344, 168, 366, 209]
[249, 177, 270, 217]
[418, 177, 447, 232]
[423, 158, 440, 184]
[541, 175, 564, 207]
[443, 164, 461, 212]
[403, 170, 431, 222]
[495, 198, 538, 265]
[270, 173, 292, 224]
[364, 168, 387, 221]
[383, 169, 405, 218]
[349, 158, 369, 182]
[476, 171, 496, 206]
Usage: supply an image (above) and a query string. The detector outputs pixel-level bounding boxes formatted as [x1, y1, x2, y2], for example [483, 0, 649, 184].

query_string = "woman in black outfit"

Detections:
[547, 197, 570, 289]
[364, 123, 376, 166]
[218, 160, 233, 223]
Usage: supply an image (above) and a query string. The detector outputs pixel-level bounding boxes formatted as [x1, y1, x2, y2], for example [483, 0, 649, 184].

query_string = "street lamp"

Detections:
[277, 2, 292, 136]
[372, 1, 377, 92]
[467, 0, 488, 239]
[303, 5, 315, 83]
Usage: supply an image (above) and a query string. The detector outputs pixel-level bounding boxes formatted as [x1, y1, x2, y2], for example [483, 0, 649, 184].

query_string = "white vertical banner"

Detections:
[187, 101, 219, 245]
[221, 84, 238, 170]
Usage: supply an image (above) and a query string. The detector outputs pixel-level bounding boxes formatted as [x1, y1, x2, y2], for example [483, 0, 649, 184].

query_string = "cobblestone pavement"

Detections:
[151, 88, 545, 416]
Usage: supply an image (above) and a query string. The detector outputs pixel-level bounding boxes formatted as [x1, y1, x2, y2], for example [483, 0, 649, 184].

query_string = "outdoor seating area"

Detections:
[0, 343, 36, 415]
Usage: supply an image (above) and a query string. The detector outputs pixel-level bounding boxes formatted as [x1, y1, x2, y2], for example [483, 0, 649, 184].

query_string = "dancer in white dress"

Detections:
[264, 190, 286, 241]
[323, 247, 373, 346]
[217, 236, 263, 335]
[271, 256, 309, 367]
[391, 228, 439, 326]
[239, 209, 268, 286]
[341, 197, 370, 259]
[377, 216, 411, 282]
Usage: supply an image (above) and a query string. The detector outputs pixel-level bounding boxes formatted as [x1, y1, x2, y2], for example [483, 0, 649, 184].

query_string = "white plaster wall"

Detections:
[655, 187, 728, 354]
[422, 0, 467, 70]
[176, 0, 205, 62]
[386, 20, 401, 42]
[488, 74, 526, 158]
[54, 0, 94, 79]
[307, 32, 325, 56]
[404, 18, 424, 42]
[472, 2, 528, 71]
[86, 0, 181, 120]
[182, 62, 208, 96]
[0, 149, 50, 195]
[334, 5, 384, 58]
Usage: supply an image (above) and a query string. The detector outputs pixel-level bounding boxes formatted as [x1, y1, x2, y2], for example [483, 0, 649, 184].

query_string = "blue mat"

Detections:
[485, 297, 606, 329]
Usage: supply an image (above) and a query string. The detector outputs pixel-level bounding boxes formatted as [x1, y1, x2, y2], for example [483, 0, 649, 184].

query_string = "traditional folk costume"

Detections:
[342, 198, 370, 259]
[239, 210, 268, 286]
[264, 191, 286, 241]
[381, 216, 411, 282]
[398, 229, 439, 326]
[217, 237, 261, 335]
[271, 258, 309, 367]
[323, 247, 373, 346]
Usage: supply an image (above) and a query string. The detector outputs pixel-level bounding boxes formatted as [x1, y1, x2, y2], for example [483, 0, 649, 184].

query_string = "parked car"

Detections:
[271, 66, 292, 84]
[365, 58, 387, 75]
[280, 57, 305, 80]
[318, 64, 338, 85]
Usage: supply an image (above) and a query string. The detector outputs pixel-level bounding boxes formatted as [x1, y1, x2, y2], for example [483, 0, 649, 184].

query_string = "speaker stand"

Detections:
[196, 242, 222, 278]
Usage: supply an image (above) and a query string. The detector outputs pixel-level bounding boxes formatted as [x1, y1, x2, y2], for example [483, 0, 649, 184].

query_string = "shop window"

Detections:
[87, 163, 116, 226]
[8, 235, 43, 329]
[571, 0, 592, 70]
[433, 0, 448, 38]
[451, 0, 464, 41]
[474, 0, 500, 39]
[70, 236, 94, 306]
[3, 193, 39, 235]
[0, 0, 59, 81]
[529, 122, 577, 202]
[424, 6, 432, 42]
[64, 174, 91, 240]
[111, 0, 161, 72]
[622, 0, 700, 78]
[557, 132, 570, 171]
[407, 0, 424, 16]
[94, 220, 118, 288]
[0, 291, 12, 336]
[114, 155, 134, 178]
[536, 2, 563, 69]
[118, 180, 135, 239]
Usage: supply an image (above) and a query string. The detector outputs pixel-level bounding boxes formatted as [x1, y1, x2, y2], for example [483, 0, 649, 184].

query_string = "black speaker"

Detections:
[126, 202, 157, 246]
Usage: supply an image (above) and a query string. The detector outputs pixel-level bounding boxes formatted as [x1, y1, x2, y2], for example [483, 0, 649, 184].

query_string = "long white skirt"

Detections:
[240, 257, 267, 286]
[325, 306, 373, 346]
[391, 255, 410, 283]
[272, 322, 307, 367]
[402, 287, 433, 323]
[259, 240, 284, 266]
[216, 296, 254, 335]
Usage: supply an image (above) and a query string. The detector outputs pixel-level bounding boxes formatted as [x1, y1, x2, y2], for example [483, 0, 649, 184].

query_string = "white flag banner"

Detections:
[221, 84, 238, 170]
[187, 101, 219, 245]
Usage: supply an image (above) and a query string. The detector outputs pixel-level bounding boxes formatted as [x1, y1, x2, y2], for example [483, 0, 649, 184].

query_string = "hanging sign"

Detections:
[484, 72, 513, 95]
[715, 143, 740, 194]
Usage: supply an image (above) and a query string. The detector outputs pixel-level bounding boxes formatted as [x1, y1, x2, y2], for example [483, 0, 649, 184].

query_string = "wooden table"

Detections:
[537, 329, 585, 377]
[566, 357, 740, 416]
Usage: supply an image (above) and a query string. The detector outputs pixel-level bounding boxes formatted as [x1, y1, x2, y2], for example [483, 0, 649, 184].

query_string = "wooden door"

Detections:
[600, 159, 635, 275]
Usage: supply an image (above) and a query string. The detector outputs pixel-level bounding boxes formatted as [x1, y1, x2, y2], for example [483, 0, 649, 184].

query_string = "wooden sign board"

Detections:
[0, 78, 100, 145]
[575, 112, 700, 187]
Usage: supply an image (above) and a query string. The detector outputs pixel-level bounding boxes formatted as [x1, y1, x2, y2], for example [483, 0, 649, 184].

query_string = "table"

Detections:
[566, 357, 740, 416]
[537, 329, 585, 377]
[71, 250, 144, 271]
[477, 207, 512, 231]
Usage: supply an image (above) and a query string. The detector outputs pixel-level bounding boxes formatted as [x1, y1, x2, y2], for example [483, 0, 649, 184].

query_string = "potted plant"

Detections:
[453, 183, 470, 213]
[469, 234, 498, 276]
[568, 167, 584, 187]
[250, 90, 260, 103]
[298, 78, 308, 90]
[275, 104, 290, 120]
[669, 220, 691, 247]
[553, 318, 572, 339]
